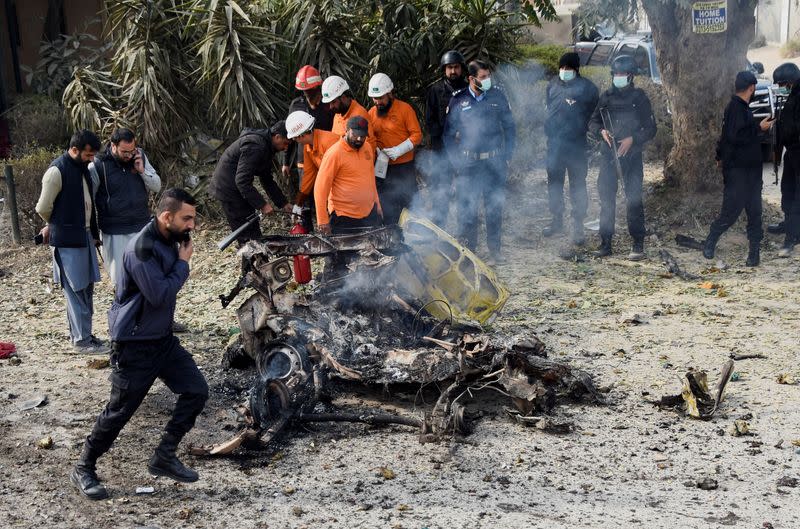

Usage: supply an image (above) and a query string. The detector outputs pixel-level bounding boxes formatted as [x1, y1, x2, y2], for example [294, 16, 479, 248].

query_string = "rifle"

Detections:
[217, 212, 261, 251]
[599, 107, 624, 182]
[768, 85, 788, 185]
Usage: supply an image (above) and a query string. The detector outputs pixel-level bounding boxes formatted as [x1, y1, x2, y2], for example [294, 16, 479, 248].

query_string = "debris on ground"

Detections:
[0, 341, 16, 359]
[18, 394, 48, 411]
[198, 212, 602, 456]
[776, 373, 796, 385]
[675, 234, 704, 251]
[659, 250, 699, 281]
[731, 419, 753, 437]
[135, 486, 155, 495]
[86, 358, 110, 370]
[657, 360, 734, 419]
[36, 436, 53, 449]
[696, 477, 719, 490]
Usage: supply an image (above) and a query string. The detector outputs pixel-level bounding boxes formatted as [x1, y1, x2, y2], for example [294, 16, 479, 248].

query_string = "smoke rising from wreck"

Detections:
[409, 60, 550, 236]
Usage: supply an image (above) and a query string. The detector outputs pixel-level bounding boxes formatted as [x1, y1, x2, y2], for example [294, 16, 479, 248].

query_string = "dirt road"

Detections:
[1, 165, 799, 528]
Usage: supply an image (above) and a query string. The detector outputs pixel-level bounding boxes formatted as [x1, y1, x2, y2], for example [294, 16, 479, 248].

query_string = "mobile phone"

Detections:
[33, 233, 44, 245]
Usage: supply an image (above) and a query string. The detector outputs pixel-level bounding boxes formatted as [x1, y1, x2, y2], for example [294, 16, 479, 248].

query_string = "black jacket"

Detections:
[716, 95, 763, 169]
[545, 75, 599, 143]
[778, 85, 800, 150]
[208, 129, 288, 210]
[94, 148, 151, 235]
[108, 219, 188, 342]
[588, 83, 657, 159]
[425, 76, 468, 149]
[49, 152, 99, 248]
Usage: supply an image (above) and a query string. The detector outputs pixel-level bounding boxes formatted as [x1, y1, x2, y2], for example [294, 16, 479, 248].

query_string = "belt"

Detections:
[463, 149, 499, 160]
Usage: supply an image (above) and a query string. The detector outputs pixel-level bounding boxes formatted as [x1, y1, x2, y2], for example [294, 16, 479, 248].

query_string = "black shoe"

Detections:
[628, 239, 645, 261]
[542, 221, 564, 238]
[571, 224, 586, 246]
[746, 247, 760, 267]
[767, 222, 786, 234]
[702, 237, 717, 260]
[593, 237, 612, 258]
[70, 465, 108, 500]
[148, 434, 199, 483]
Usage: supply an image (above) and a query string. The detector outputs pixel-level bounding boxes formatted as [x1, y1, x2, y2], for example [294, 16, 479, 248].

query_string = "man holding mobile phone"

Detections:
[71, 188, 208, 500]
[89, 128, 161, 290]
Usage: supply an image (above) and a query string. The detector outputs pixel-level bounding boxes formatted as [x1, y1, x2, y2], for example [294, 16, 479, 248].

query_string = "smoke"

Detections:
[408, 60, 550, 241]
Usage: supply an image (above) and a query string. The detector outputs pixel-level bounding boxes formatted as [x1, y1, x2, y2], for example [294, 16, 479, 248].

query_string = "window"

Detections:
[618, 44, 651, 77]
[587, 43, 614, 66]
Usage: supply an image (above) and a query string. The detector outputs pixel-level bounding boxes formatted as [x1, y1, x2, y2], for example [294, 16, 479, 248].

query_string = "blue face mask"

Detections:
[475, 77, 492, 92]
[612, 75, 629, 89]
[778, 86, 790, 96]
[559, 69, 576, 82]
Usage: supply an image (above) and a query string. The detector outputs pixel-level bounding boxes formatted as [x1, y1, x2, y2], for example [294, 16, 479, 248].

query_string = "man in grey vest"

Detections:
[90, 128, 161, 288]
[35, 130, 109, 354]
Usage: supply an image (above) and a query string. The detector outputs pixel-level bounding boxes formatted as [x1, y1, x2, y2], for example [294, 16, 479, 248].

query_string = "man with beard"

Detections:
[702, 71, 774, 266]
[35, 129, 109, 354]
[543, 52, 598, 245]
[314, 116, 382, 235]
[281, 65, 335, 192]
[208, 122, 293, 245]
[321, 75, 372, 143]
[368, 72, 423, 224]
[70, 188, 208, 500]
[771, 63, 800, 257]
[89, 128, 161, 288]
[443, 60, 515, 263]
[425, 50, 468, 227]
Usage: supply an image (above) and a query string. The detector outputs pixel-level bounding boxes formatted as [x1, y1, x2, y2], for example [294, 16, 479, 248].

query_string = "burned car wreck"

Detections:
[196, 211, 602, 456]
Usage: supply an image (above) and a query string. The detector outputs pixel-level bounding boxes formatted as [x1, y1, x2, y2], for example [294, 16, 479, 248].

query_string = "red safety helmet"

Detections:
[295, 65, 323, 90]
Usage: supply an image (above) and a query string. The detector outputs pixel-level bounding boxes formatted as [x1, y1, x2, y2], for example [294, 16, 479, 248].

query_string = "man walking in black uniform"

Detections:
[71, 189, 208, 500]
[208, 122, 292, 245]
[771, 63, 800, 257]
[443, 60, 516, 263]
[588, 55, 657, 260]
[703, 71, 774, 266]
[425, 50, 468, 227]
[543, 52, 599, 245]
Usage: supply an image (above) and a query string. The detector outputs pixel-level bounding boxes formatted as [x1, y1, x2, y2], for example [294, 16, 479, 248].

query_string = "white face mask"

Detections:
[612, 75, 629, 89]
[559, 69, 576, 82]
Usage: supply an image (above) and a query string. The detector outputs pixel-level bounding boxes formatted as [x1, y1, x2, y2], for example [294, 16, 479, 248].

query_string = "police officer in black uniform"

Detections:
[771, 63, 800, 257]
[443, 60, 516, 263]
[543, 52, 599, 245]
[588, 55, 657, 260]
[425, 50, 468, 227]
[703, 71, 774, 266]
[70, 189, 208, 500]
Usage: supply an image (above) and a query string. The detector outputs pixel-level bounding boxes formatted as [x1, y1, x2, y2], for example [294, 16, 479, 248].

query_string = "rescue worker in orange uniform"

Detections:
[367, 73, 423, 225]
[321, 75, 373, 144]
[314, 116, 382, 235]
[285, 110, 340, 229]
[281, 65, 335, 194]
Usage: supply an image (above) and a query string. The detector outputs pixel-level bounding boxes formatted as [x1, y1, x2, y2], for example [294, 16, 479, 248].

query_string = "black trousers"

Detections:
[598, 151, 645, 240]
[377, 161, 417, 225]
[220, 196, 261, 245]
[330, 206, 380, 234]
[455, 156, 507, 253]
[546, 139, 588, 224]
[85, 335, 208, 457]
[783, 149, 800, 242]
[427, 148, 455, 228]
[707, 166, 763, 245]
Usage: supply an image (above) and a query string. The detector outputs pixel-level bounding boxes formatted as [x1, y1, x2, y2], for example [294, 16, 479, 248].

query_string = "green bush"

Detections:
[2, 147, 63, 239]
[4, 95, 69, 155]
[517, 43, 567, 76]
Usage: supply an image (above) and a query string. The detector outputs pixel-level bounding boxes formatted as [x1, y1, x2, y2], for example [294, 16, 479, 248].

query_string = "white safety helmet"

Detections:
[321, 76, 350, 103]
[368, 73, 394, 98]
[285, 111, 316, 139]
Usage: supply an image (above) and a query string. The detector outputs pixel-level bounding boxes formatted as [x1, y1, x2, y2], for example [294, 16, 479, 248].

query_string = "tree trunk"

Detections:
[642, 0, 756, 192]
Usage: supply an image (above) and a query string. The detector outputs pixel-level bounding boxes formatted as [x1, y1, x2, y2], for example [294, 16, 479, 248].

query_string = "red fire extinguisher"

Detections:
[290, 222, 312, 284]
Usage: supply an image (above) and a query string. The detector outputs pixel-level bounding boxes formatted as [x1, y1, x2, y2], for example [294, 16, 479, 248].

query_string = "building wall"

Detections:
[0, 0, 103, 96]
